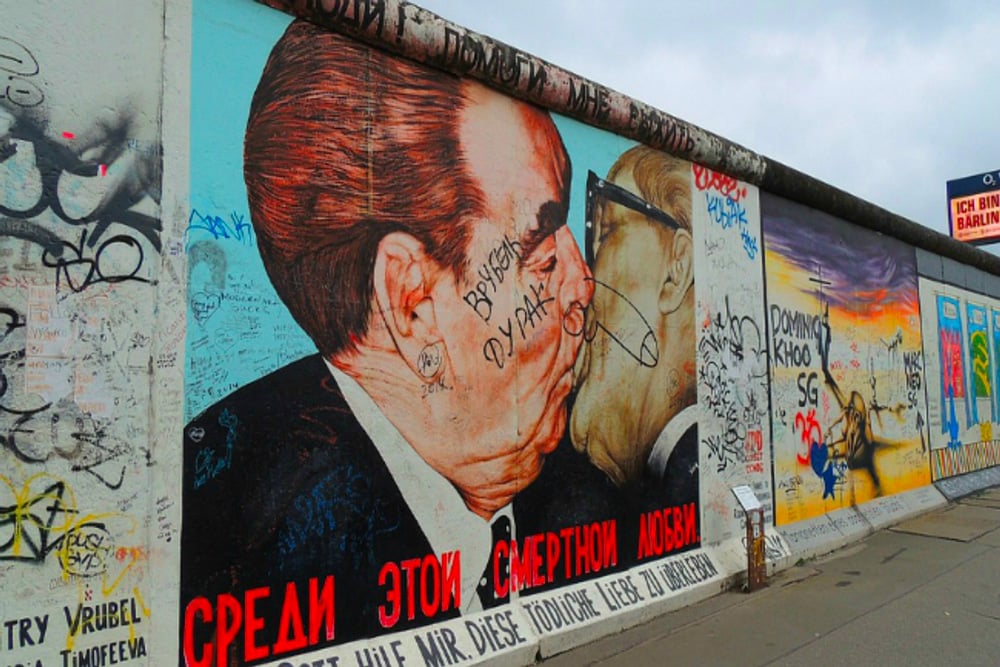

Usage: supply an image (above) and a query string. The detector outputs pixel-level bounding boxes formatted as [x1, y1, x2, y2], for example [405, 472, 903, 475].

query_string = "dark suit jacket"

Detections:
[180, 354, 632, 662]
[181, 355, 444, 660]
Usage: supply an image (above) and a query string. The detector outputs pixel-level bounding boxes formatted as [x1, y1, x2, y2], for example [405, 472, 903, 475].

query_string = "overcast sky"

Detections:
[416, 1, 1000, 242]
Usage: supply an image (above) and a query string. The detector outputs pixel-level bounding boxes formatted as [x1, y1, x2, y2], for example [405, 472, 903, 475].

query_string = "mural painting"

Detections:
[182, 12, 709, 666]
[919, 278, 1000, 479]
[570, 147, 699, 522]
[763, 194, 930, 525]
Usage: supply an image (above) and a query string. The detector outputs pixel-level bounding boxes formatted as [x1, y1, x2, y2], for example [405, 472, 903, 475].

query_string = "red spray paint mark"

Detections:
[62, 131, 75, 139]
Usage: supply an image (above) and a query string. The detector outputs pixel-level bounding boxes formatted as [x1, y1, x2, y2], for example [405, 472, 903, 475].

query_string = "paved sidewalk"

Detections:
[543, 488, 1000, 667]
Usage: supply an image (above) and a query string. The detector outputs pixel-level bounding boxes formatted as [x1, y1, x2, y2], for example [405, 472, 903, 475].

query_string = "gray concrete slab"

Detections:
[542, 494, 1000, 667]
[973, 488, 1000, 502]
[890, 504, 1000, 541]
[974, 526, 1000, 548]
[935, 466, 1000, 500]
[958, 496, 1000, 509]
[916, 248, 943, 281]
[942, 257, 967, 288]
[769, 547, 1000, 667]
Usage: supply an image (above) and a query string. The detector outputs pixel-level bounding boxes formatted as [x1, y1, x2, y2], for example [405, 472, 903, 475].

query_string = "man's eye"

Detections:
[538, 256, 557, 274]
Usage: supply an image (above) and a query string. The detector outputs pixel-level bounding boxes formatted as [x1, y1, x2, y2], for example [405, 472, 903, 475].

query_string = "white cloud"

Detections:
[417, 0, 1000, 239]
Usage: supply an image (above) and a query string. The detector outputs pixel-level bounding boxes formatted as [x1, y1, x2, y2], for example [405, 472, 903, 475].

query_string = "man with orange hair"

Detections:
[182, 19, 597, 660]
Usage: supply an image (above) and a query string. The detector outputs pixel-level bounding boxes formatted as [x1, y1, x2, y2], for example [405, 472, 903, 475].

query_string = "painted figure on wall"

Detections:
[181, 19, 623, 664]
[763, 195, 930, 525]
[817, 303, 911, 495]
[570, 146, 699, 511]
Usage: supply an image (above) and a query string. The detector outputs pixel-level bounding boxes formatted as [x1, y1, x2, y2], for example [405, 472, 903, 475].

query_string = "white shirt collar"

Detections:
[325, 360, 512, 612]
[647, 403, 698, 479]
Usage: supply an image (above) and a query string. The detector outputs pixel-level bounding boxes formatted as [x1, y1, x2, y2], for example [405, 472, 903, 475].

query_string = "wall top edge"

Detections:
[253, 0, 1000, 277]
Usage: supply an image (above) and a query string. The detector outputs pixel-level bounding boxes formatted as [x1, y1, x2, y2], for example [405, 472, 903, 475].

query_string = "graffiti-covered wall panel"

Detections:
[0, 2, 164, 665]
[15, 0, 1000, 664]
[919, 277, 1000, 479]
[692, 168, 773, 544]
[763, 194, 931, 525]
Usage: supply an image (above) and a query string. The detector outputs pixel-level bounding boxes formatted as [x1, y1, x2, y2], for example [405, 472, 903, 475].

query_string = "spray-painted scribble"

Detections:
[0, 37, 44, 109]
[698, 297, 768, 474]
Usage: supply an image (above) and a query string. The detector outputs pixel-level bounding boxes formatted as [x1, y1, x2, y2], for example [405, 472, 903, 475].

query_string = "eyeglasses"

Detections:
[578, 170, 683, 369]
[584, 169, 681, 267]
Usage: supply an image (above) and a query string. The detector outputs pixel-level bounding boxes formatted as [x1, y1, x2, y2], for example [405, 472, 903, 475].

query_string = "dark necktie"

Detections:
[476, 514, 511, 608]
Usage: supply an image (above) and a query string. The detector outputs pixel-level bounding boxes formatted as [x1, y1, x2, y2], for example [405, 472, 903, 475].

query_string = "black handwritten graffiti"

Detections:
[881, 328, 903, 361]
[60, 522, 115, 577]
[68, 424, 128, 491]
[701, 407, 745, 472]
[463, 234, 523, 323]
[0, 216, 65, 255]
[904, 350, 923, 409]
[741, 533, 786, 562]
[0, 478, 77, 562]
[439, 28, 548, 95]
[564, 278, 659, 368]
[700, 296, 767, 371]
[0, 308, 54, 463]
[417, 343, 443, 379]
[299, 0, 386, 34]
[627, 102, 695, 155]
[41, 229, 151, 293]
[0, 36, 44, 108]
[566, 79, 611, 123]
[483, 282, 555, 369]
[0, 334, 128, 489]
[0, 476, 131, 576]
[698, 296, 769, 473]
[0, 305, 25, 342]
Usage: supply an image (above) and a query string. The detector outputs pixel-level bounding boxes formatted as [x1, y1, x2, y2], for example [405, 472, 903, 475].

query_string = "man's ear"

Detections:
[373, 232, 443, 378]
[659, 228, 693, 315]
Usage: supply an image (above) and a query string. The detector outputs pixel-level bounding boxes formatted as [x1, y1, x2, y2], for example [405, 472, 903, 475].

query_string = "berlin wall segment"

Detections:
[3, 1, 1000, 666]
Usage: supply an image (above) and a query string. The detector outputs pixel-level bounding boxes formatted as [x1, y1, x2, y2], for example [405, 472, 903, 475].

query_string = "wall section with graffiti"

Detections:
[1, 1, 173, 666]
[6, 1, 1000, 666]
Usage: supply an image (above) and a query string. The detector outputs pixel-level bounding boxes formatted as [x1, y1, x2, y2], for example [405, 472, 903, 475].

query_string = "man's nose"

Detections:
[558, 227, 594, 308]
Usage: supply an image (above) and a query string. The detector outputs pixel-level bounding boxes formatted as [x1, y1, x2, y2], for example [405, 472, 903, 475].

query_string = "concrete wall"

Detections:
[0, 1, 187, 666]
[1, 1, 998, 666]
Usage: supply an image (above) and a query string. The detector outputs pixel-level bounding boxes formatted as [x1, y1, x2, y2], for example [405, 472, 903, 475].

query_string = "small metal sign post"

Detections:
[732, 485, 767, 592]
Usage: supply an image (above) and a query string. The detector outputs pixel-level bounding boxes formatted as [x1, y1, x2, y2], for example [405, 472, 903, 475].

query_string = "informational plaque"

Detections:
[731, 485, 762, 512]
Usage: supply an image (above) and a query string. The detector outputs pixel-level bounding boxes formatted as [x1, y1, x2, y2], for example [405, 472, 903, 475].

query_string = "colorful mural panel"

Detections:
[763, 194, 930, 525]
[183, 8, 710, 665]
[920, 278, 1000, 479]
